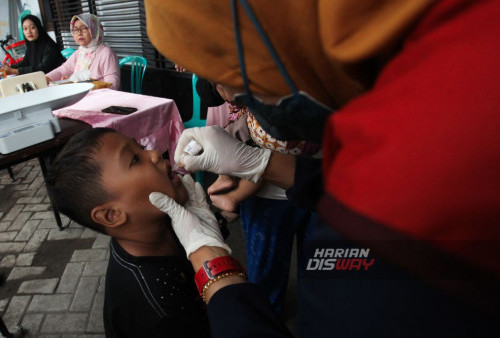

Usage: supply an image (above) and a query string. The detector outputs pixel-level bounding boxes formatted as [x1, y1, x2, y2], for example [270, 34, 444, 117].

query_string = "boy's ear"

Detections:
[91, 204, 127, 228]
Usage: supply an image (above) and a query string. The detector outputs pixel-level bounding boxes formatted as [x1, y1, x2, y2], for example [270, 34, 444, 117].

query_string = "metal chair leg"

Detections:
[38, 156, 65, 231]
[0, 316, 12, 337]
[7, 167, 15, 181]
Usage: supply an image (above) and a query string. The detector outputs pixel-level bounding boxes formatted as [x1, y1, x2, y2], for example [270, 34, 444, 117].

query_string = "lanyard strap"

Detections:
[231, 0, 299, 95]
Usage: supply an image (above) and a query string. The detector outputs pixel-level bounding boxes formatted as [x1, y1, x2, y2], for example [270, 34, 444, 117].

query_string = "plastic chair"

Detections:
[183, 74, 204, 128]
[183, 73, 206, 185]
[0, 71, 47, 97]
[61, 47, 76, 59]
[119, 56, 147, 94]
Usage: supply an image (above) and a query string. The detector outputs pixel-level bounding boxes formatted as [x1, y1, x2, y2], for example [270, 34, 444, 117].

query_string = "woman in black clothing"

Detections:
[3, 15, 65, 75]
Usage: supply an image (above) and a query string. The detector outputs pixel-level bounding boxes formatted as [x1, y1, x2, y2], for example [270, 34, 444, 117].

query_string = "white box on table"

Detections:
[0, 83, 93, 154]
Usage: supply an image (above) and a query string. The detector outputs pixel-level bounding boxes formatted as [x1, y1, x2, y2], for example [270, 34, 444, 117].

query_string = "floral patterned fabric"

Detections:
[224, 102, 321, 157]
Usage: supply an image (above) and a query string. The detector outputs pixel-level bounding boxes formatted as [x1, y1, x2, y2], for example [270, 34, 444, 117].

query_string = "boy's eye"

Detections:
[129, 141, 145, 166]
[130, 153, 140, 166]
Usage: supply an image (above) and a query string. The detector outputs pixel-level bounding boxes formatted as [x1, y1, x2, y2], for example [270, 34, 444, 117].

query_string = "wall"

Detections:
[0, 1, 10, 61]
[21, 0, 41, 17]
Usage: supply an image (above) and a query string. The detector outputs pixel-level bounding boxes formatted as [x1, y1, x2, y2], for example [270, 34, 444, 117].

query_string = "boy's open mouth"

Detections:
[166, 163, 178, 182]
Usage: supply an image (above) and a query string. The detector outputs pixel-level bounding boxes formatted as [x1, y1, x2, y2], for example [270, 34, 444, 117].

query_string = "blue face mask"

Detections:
[231, 0, 333, 144]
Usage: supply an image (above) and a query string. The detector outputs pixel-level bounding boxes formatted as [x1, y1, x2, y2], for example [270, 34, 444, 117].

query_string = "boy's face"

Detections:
[95, 133, 188, 221]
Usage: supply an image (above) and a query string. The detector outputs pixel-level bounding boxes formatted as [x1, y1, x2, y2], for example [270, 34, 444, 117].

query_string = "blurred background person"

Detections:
[46, 13, 120, 89]
[2, 14, 65, 76]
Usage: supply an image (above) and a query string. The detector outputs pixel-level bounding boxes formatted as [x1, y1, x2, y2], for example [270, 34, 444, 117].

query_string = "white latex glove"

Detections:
[149, 175, 231, 258]
[175, 126, 271, 183]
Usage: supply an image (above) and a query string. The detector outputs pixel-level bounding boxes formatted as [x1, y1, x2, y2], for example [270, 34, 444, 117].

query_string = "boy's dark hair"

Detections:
[47, 128, 118, 234]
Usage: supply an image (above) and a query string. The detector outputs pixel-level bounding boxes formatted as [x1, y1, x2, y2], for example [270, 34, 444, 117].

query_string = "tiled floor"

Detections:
[1, 159, 110, 337]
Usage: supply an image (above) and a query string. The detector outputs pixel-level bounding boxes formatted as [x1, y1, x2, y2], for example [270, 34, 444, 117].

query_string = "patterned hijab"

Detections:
[71, 14, 104, 74]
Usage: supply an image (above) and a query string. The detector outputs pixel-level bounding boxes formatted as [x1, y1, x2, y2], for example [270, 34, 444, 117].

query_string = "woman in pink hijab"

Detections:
[46, 14, 120, 89]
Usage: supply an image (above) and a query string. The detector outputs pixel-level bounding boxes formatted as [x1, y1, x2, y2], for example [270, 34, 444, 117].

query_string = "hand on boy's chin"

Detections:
[172, 174, 189, 205]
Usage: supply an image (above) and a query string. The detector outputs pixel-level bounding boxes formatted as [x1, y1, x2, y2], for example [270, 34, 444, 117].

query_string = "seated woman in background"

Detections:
[2, 14, 65, 76]
[46, 13, 120, 89]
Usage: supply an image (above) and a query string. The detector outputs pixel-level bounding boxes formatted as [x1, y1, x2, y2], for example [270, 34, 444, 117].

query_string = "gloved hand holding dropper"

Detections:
[151, 125, 296, 259]
[175, 126, 272, 183]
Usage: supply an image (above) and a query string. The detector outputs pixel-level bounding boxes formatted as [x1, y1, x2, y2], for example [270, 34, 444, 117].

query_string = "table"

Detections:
[53, 89, 185, 165]
[0, 118, 91, 230]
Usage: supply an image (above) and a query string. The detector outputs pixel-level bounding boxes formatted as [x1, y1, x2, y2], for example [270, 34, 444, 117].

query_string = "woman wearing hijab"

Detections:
[144, 0, 500, 337]
[2, 14, 65, 76]
[46, 14, 120, 89]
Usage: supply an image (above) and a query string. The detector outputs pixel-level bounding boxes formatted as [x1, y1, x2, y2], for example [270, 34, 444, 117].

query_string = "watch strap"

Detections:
[195, 255, 244, 294]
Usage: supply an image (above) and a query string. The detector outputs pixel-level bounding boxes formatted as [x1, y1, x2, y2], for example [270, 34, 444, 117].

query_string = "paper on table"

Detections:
[50, 70, 91, 85]
[51, 79, 74, 85]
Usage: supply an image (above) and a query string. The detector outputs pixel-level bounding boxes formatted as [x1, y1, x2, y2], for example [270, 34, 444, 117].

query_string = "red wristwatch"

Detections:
[194, 256, 245, 294]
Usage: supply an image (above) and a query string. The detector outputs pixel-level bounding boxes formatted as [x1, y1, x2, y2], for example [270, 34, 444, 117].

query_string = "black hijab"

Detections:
[22, 15, 61, 67]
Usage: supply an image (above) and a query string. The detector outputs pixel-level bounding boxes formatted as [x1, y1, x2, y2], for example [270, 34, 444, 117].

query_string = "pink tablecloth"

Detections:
[53, 89, 184, 165]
